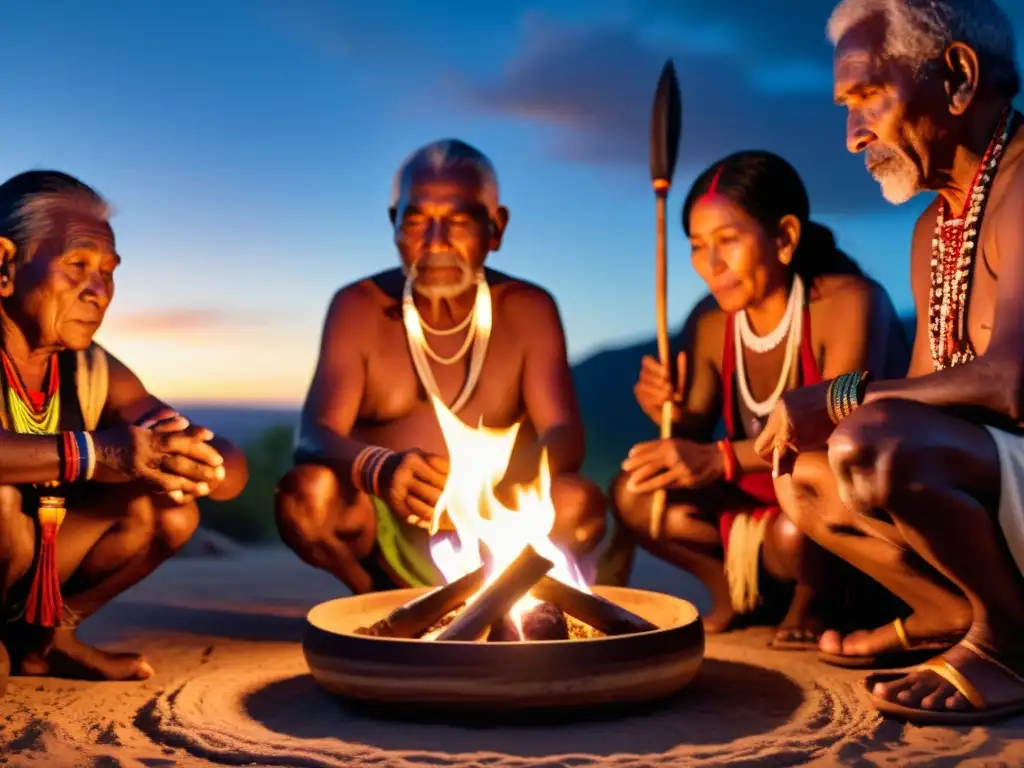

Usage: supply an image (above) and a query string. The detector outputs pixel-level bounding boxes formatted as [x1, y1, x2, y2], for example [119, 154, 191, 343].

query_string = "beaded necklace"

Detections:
[402, 271, 493, 414]
[1, 350, 61, 433]
[929, 108, 1016, 370]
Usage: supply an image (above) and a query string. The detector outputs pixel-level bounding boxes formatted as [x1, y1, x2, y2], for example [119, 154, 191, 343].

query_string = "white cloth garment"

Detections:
[985, 425, 1024, 576]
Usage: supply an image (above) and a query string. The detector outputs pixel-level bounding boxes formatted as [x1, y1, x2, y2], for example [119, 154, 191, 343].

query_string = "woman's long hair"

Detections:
[681, 150, 863, 282]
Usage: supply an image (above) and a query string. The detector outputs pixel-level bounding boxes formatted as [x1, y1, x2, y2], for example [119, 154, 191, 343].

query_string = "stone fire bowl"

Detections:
[303, 585, 704, 712]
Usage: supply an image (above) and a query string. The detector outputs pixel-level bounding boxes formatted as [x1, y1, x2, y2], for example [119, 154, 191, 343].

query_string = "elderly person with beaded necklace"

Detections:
[275, 138, 606, 594]
[755, 0, 1024, 725]
[0, 171, 248, 695]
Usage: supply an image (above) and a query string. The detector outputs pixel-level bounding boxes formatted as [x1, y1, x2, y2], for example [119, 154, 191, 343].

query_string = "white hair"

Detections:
[390, 139, 500, 216]
[827, 0, 1020, 97]
[0, 172, 111, 262]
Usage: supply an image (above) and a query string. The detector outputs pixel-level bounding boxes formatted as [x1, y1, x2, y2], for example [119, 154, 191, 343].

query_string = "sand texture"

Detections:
[2, 545, 1023, 767]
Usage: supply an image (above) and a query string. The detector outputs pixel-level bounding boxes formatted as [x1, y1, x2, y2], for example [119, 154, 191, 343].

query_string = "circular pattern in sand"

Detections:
[143, 632, 880, 767]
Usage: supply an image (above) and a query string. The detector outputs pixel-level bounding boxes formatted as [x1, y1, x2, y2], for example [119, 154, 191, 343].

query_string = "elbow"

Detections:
[990, 356, 1024, 422]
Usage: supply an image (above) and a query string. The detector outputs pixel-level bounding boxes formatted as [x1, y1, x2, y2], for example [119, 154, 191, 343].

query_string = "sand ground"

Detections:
[2, 544, 1023, 767]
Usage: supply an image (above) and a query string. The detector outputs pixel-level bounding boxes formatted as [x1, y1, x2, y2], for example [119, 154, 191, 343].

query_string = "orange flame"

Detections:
[426, 395, 588, 635]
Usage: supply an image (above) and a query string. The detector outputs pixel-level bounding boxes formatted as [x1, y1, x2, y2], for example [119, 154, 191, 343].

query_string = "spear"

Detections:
[648, 60, 682, 540]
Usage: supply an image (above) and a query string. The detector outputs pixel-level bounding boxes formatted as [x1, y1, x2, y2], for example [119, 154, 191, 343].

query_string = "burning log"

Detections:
[487, 601, 570, 642]
[435, 545, 553, 642]
[357, 566, 486, 639]
[531, 577, 658, 636]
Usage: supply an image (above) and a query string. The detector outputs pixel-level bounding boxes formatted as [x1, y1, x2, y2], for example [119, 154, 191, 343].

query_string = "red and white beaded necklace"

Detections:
[929, 108, 1015, 370]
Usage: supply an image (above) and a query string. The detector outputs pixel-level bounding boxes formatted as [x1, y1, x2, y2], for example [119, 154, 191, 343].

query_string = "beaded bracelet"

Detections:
[351, 445, 395, 498]
[59, 431, 96, 483]
[716, 438, 738, 483]
[826, 371, 873, 424]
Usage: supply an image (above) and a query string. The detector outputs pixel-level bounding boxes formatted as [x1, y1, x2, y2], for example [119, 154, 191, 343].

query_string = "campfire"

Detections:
[356, 395, 657, 643]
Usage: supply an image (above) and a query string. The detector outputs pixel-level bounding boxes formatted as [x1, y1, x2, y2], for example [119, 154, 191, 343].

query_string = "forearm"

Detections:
[293, 423, 381, 491]
[862, 355, 1017, 420]
[537, 424, 585, 476]
[0, 432, 64, 486]
[729, 438, 771, 476]
[206, 437, 249, 501]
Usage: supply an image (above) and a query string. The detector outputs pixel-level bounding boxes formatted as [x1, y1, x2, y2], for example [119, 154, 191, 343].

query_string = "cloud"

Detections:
[103, 309, 263, 337]
[450, 13, 885, 213]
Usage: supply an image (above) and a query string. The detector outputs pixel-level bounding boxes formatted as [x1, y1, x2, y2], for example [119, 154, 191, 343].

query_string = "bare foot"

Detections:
[870, 637, 1024, 717]
[14, 627, 154, 681]
[819, 612, 967, 658]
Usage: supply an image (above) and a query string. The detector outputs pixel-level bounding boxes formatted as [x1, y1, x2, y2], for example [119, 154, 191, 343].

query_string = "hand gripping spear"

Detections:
[647, 61, 682, 540]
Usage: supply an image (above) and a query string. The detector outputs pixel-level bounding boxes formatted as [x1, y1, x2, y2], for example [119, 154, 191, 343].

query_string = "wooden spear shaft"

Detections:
[650, 184, 673, 539]
[647, 61, 682, 540]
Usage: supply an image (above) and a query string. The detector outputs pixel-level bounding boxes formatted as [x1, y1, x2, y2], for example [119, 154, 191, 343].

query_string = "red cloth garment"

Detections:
[718, 304, 821, 552]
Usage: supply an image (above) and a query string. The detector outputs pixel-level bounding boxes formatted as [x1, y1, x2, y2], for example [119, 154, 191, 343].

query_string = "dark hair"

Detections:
[0, 170, 109, 263]
[681, 150, 862, 283]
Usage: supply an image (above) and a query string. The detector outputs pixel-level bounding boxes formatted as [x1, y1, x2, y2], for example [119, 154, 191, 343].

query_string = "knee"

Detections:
[609, 472, 649, 534]
[274, 464, 342, 544]
[781, 452, 854, 530]
[155, 501, 200, 551]
[0, 486, 31, 570]
[770, 513, 806, 560]
[553, 475, 606, 524]
[828, 401, 916, 510]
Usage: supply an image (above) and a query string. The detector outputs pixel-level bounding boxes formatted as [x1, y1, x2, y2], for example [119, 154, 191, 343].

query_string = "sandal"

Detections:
[818, 617, 960, 669]
[864, 639, 1024, 725]
[770, 626, 821, 651]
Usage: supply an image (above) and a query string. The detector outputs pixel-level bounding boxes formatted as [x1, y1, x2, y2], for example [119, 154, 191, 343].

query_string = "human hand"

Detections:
[620, 437, 723, 493]
[91, 423, 225, 502]
[379, 450, 449, 530]
[753, 380, 835, 476]
[633, 352, 686, 426]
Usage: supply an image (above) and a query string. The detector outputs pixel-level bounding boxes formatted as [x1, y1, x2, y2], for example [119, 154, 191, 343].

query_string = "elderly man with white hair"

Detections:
[275, 138, 606, 594]
[754, 0, 1024, 723]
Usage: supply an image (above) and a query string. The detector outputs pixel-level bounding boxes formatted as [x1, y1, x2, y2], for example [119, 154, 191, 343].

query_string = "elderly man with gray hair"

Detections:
[753, 0, 1024, 723]
[276, 138, 606, 595]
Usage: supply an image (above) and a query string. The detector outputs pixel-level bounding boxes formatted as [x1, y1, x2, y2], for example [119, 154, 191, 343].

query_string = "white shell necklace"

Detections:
[733, 274, 804, 418]
[736, 272, 801, 353]
[402, 271, 492, 414]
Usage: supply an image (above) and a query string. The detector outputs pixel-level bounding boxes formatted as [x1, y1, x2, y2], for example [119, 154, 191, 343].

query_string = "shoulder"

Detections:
[685, 293, 726, 336]
[490, 270, 563, 324]
[910, 197, 941, 258]
[812, 273, 894, 324]
[325, 271, 396, 324]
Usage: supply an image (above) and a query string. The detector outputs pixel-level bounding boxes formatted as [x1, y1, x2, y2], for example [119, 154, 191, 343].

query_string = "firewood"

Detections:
[530, 577, 658, 636]
[434, 545, 553, 642]
[357, 566, 486, 639]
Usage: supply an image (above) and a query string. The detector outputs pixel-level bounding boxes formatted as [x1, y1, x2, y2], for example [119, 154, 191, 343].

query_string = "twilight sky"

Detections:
[2, 0, 1022, 405]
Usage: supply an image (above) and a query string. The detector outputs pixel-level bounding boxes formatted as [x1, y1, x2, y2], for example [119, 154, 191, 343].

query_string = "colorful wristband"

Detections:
[351, 446, 395, 497]
[58, 431, 95, 483]
[826, 371, 873, 424]
[716, 438, 738, 483]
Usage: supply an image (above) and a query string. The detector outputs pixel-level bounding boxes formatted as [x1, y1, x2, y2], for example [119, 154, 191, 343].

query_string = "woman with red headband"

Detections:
[610, 150, 910, 647]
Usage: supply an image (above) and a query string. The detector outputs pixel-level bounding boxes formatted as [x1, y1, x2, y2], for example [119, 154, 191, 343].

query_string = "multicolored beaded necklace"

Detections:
[1, 349, 61, 433]
[929, 108, 1016, 370]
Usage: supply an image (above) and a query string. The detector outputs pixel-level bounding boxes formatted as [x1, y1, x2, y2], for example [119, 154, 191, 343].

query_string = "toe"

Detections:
[819, 629, 843, 654]
[136, 659, 155, 679]
[919, 680, 957, 710]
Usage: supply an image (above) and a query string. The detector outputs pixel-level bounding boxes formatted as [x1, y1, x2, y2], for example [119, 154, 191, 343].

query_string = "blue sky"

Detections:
[1, 0, 1020, 404]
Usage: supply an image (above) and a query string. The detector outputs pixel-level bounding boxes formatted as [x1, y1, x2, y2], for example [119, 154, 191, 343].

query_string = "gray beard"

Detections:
[406, 259, 476, 300]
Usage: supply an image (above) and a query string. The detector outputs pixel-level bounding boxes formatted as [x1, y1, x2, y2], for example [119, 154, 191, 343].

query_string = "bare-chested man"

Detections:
[0, 171, 249, 695]
[275, 139, 606, 593]
[756, 0, 1024, 723]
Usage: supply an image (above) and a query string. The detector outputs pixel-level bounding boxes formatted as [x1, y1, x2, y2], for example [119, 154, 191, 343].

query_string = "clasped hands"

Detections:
[91, 407, 227, 502]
